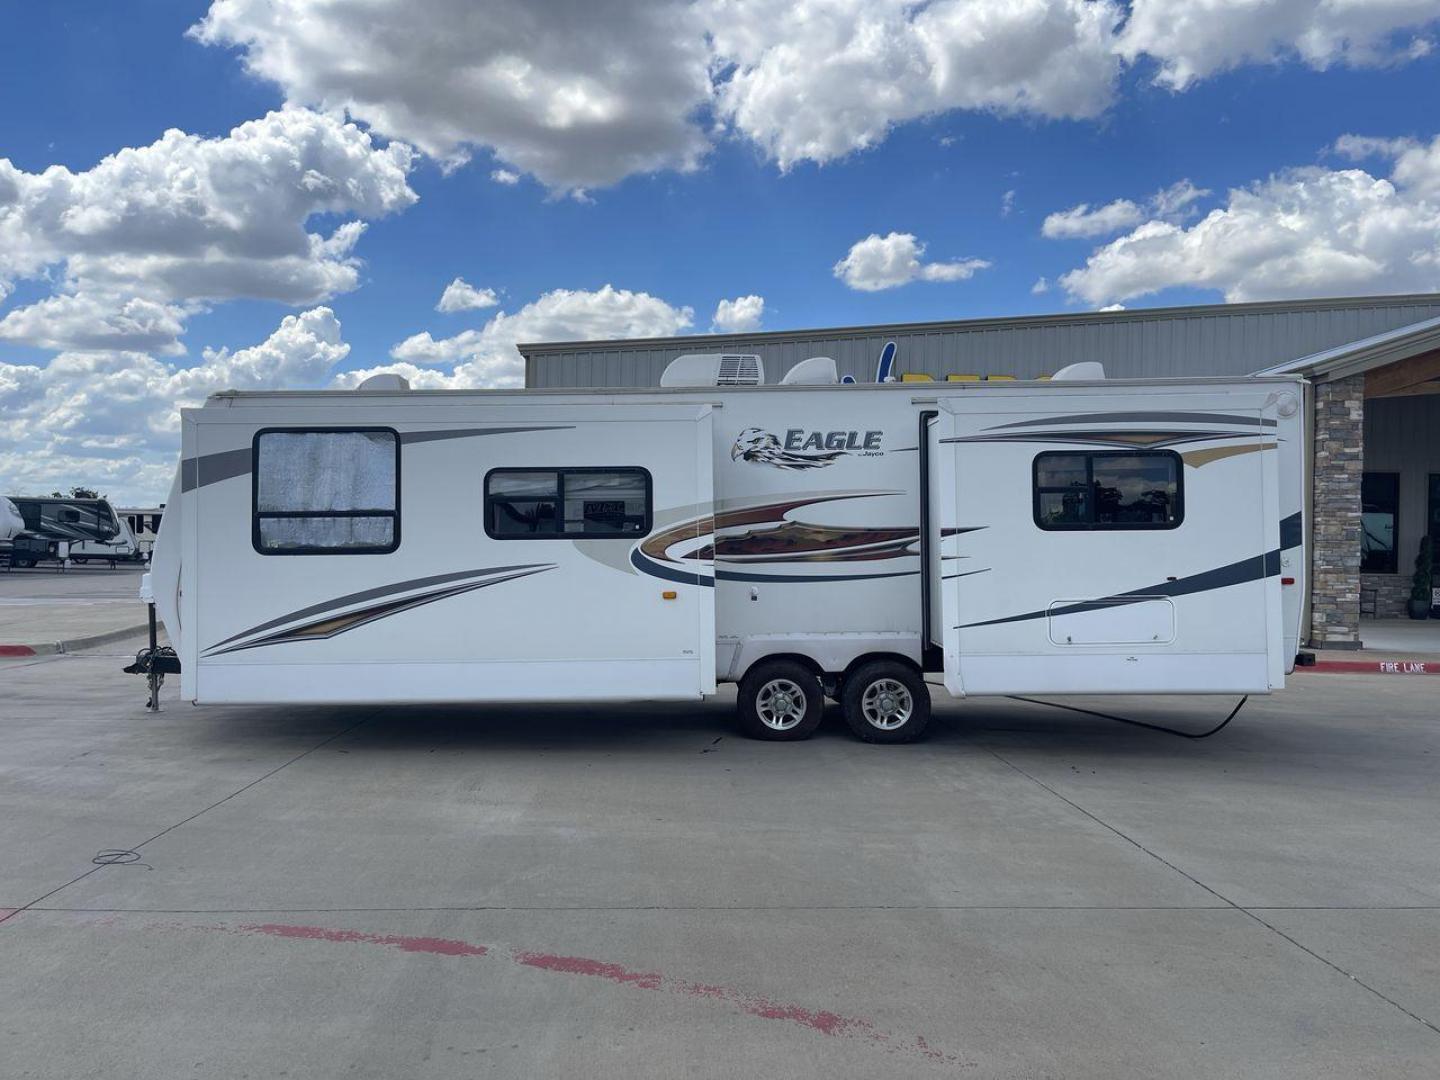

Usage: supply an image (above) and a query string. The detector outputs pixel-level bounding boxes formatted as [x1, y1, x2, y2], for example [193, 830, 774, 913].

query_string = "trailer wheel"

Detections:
[737, 660, 824, 741]
[841, 661, 930, 743]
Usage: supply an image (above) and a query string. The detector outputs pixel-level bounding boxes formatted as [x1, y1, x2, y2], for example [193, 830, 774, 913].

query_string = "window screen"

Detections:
[253, 429, 399, 554]
[1360, 472, 1399, 573]
[1034, 451, 1182, 530]
[485, 468, 651, 539]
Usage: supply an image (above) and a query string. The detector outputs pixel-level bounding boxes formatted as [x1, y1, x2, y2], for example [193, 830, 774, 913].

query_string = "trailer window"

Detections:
[1034, 451, 1182, 530]
[485, 468, 651, 539]
[253, 429, 399, 554]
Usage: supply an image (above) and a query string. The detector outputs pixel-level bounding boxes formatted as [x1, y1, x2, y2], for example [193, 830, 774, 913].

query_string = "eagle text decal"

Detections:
[731, 427, 883, 470]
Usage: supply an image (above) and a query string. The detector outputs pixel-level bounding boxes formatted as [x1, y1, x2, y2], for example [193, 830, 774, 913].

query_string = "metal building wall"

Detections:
[523, 295, 1440, 388]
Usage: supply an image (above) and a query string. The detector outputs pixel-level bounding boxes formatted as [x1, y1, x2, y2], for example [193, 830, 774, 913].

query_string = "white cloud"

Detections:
[1031, 276, 1051, 294]
[192, 0, 713, 194]
[1043, 178, 1208, 239]
[1042, 198, 1144, 239]
[710, 0, 1123, 169]
[1119, 0, 1440, 89]
[360, 285, 694, 389]
[1059, 136, 1440, 305]
[436, 277, 500, 313]
[0, 307, 349, 504]
[185, 2, 1440, 191]
[712, 294, 765, 333]
[0, 109, 415, 354]
[833, 232, 990, 291]
[1001, 189, 1017, 217]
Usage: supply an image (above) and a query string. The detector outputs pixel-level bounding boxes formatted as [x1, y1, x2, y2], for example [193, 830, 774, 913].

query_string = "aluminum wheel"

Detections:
[756, 678, 809, 732]
[860, 678, 913, 731]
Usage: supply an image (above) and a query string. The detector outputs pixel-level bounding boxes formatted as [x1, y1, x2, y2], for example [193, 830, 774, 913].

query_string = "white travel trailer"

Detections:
[140, 360, 1306, 741]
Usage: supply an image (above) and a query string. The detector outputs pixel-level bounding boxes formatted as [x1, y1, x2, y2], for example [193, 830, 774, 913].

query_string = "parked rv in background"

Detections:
[134, 356, 1306, 741]
[118, 507, 164, 558]
[3, 495, 141, 567]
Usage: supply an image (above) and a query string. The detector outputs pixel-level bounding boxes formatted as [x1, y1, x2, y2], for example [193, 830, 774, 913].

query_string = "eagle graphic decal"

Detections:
[730, 427, 848, 470]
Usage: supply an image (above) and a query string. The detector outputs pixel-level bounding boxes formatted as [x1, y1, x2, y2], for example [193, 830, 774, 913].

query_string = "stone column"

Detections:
[1309, 374, 1365, 649]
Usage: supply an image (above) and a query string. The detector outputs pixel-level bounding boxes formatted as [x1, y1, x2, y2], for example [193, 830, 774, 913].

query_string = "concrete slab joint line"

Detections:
[0, 715, 370, 929]
[956, 719, 1440, 1040]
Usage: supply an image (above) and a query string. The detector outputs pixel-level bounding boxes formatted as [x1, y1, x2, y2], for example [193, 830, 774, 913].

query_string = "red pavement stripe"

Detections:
[0, 645, 37, 657]
[1301, 659, 1436, 675]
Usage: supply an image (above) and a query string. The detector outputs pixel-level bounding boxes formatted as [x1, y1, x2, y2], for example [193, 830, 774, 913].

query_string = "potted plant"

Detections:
[1409, 535, 1433, 620]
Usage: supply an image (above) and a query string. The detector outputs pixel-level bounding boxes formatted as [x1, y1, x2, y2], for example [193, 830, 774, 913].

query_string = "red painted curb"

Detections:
[0, 645, 38, 657]
[1300, 659, 1437, 675]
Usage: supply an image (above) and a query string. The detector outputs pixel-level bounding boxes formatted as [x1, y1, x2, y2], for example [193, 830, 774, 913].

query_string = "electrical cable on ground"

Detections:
[1005, 694, 1248, 739]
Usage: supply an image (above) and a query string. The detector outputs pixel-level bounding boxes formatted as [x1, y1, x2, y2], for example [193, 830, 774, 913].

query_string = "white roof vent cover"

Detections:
[780, 356, 839, 385]
[355, 372, 411, 391]
[1050, 361, 1106, 382]
[661, 353, 764, 387]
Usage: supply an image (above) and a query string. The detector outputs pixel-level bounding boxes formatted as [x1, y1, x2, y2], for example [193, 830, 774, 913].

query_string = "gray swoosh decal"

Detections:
[957, 550, 1280, 629]
[204, 567, 553, 656]
[1279, 511, 1302, 550]
[208, 564, 549, 649]
[988, 412, 1276, 430]
[399, 426, 574, 445]
[180, 426, 576, 491]
[181, 448, 252, 492]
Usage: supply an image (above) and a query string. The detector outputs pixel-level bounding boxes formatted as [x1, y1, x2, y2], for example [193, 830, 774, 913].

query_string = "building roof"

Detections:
[521, 292, 1440, 389]
[1255, 313, 1440, 381]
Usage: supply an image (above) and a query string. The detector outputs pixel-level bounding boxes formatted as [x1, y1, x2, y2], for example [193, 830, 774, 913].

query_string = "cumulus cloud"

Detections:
[712, 294, 765, 333]
[189, 1, 1440, 188]
[1119, 0, 1440, 89]
[0, 308, 349, 504]
[0, 109, 415, 354]
[1042, 179, 1208, 239]
[436, 277, 500, 313]
[192, 0, 713, 194]
[834, 232, 990, 291]
[710, 0, 1123, 169]
[490, 169, 521, 185]
[1058, 136, 1440, 305]
[358, 285, 694, 390]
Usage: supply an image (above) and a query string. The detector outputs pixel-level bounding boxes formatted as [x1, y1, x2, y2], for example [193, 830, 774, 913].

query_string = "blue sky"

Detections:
[4, 1, 1440, 502]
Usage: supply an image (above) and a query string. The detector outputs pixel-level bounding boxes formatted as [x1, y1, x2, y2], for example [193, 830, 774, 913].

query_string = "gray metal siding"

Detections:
[526, 297, 1440, 388]
[1364, 395, 1440, 575]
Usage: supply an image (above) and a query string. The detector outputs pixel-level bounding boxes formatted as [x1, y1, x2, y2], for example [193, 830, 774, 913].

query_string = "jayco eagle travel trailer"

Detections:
[137, 359, 1306, 742]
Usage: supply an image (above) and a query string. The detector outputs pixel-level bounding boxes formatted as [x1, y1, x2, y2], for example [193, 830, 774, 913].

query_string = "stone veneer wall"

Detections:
[1360, 574, 1411, 619]
[1310, 374, 1365, 648]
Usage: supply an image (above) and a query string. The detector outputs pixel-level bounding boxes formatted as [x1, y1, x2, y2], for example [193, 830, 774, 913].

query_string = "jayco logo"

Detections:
[731, 427, 884, 471]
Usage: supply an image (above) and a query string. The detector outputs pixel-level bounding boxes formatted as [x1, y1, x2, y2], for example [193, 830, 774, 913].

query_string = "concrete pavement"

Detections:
[1, 647, 1437, 1078]
[0, 565, 151, 653]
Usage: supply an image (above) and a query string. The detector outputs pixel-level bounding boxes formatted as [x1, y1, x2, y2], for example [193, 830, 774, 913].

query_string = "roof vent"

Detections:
[780, 356, 839, 385]
[1050, 361, 1106, 382]
[661, 353, 764, 387]
[355, 372, 411, 391]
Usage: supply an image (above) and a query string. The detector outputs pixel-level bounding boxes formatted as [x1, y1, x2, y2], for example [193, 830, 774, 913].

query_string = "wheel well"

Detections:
[839, 652, 921, 685]
[737, 652, 824, 683]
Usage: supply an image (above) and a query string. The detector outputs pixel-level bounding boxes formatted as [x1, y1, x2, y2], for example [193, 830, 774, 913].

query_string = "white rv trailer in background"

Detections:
[140, 359, 1306, 741]
[118, 507, 164, 558]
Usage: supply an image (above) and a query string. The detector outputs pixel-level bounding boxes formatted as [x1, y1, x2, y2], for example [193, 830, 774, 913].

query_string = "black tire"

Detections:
[841, 660, 931, 743]
[737, 660, 824, 741]
[15, 559, 34, 569]
[71, 557, 87, 564]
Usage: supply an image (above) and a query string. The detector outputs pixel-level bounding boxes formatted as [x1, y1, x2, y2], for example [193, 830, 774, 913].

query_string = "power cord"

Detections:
[1004, 694, 1249, 739]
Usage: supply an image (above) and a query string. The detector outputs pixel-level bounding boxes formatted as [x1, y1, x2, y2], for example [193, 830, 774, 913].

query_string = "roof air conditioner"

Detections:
[661, 353, 764, 387]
